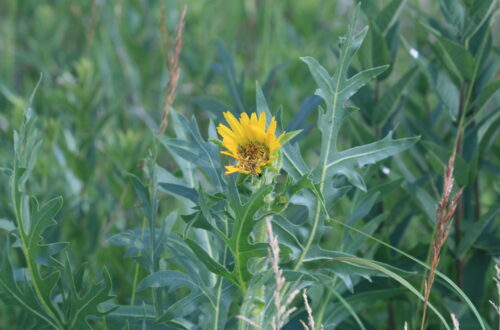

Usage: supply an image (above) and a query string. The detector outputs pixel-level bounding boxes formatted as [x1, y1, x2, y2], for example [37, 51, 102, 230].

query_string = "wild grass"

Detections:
[421, 151, 464, 329]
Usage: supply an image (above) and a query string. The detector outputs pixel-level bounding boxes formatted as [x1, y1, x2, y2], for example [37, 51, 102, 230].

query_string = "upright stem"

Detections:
[315, 277, 337, 326]
[131, 216, 147, 306]
[150, 168, 163, 317]
[293, 202, 322, 272]
[214, 220, 230, 330]
[474, 177, 481, 220]
[10, 169, 64, 330]
[450, 26, 487, 288]
[374, 79, 381, 139]
[388, 301, 395, 330]
[291, 164, 326, 274]
[453, 83, 467, 288]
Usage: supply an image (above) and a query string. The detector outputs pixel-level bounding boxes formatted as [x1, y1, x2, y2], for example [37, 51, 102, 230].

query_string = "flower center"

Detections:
[237, 142, 269, 174]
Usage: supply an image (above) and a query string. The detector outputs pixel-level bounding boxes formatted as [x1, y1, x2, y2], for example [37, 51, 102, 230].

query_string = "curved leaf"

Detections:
[328, 257, 450, 329]
[329, 218, 487, 330]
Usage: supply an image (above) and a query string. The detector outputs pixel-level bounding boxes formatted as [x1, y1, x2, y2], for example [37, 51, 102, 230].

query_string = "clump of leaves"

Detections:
[0, 79, 115, 329]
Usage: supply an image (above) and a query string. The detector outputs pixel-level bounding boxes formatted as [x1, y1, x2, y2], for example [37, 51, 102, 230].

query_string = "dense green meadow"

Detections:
[0, 0, 499, 329]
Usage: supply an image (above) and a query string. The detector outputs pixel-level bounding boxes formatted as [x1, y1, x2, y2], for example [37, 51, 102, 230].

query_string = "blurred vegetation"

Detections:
[0, 0, 499, 329]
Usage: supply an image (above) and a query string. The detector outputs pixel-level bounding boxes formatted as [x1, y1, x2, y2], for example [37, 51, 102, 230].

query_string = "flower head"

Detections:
[217, 111, 284, 175]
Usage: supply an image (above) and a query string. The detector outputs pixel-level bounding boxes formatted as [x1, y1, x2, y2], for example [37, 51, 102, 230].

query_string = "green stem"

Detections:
[236, 257, 247, 294]
[293, 163, 327, 272]
[416, 81, 469, 326]
[292, 163, 335, 326]
[294, 65, 342, 272]
[150, 167, 162, 317]
[11, 168, 64, 330]
[101, 315, 108, 330]
[293, 204, 321, 272]
[315, 277, 337, 325]
[450, 32, 486, 288]
[131, 216, 147, 306]
[130, 263, 140, 305]
[213, 221, 229, 330]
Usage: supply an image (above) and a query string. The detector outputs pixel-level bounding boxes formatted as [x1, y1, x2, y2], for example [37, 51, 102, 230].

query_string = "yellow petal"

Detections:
[267, 117, 277, 136]
[222, 143, 238, 156]
[249, 124, 267, 143]
[224, 165, 250, 175]
[258, 112, 266, 130]
[223, 112, 245, 138]
[217, 124, 238, 142]
[250, 112, 258, 126]
[268, 141, 279, 154]
[240, 112, 251, 126]
[276, 131, 285, 143]
[220, 151, 238, 159]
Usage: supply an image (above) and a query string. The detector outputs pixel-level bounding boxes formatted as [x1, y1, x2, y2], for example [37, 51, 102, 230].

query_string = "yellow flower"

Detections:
[217, 111, 284, 175]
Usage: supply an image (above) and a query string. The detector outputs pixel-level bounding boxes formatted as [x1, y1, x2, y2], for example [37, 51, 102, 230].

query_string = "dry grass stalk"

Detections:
[236, 217, 299, 329]
[86, 0, 99, 47]
[160, 7, 169, 57]
[235, 315, 261, 329]
[266, 216, 299, 329]
[489, 263, 500, 315]
[420, 151, 464, 330]
[451, 313, 460, 330]
[158, 5, 187, 136]
[300, 289, 316, 330]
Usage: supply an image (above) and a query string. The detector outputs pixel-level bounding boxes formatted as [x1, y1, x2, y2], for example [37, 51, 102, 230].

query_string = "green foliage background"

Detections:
[0, 0, 499, 329]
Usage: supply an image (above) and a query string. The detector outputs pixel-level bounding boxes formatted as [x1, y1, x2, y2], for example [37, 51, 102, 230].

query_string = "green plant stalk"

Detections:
[416, 80, 468, 324]
[416, 31, 489, 323]
[374, 79, 381, 139]
[10, 167, 65, 330]
[328, 283, 367, 330]
[373, 76, 395, 329]
[131, 215, 148, 306]
[286, 62, 342, 325]
[251, 214, 268, 320]
[0, 300, 4, 329]
[454, 83, 467, 289]
[235, 253, 247, 294]
[213, 220, 230, 330]
[293, 43, 347, 270]
[101, 315, 108, 330]
[416, 29, 488, 324]
[214, 275, 226, 330]
[313, 209, 350, 326]
[293, 124, 332, 272]
[293, 202, 322, 273]
[450, 31, 486, 288]
[291, 162, 330, 326]
[149, 162, 162, 318]
[314, 277, 337, 326]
